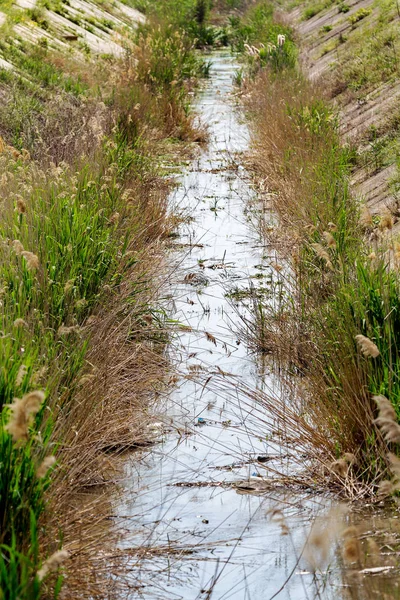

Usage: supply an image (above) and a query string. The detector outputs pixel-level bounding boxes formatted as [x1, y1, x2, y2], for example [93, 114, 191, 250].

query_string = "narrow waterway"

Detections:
[116, 52, 392, 600]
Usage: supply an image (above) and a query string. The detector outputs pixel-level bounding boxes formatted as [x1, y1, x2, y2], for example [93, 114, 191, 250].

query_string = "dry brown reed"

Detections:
[239, 62, 394, 494]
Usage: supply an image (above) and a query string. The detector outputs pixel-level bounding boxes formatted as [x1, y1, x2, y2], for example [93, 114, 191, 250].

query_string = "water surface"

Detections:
[117, 51, 398, 600]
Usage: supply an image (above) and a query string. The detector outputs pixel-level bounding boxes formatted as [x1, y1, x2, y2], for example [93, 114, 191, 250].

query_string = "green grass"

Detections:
[229, 3, 297, 72]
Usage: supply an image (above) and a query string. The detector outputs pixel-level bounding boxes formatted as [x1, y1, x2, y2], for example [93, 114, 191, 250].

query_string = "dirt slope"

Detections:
[287, 0, 400, 222]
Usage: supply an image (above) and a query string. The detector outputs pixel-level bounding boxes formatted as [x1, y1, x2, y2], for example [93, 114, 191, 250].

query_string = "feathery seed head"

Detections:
[360, 206, 373, 229]
[355, 334, 380, 358]
[21, 251, 40, 271]
[16, 364, 27, 387]
[331, 458, 348, 477]
[380, 213, 393, 231]
[37, 550, 69, 581]
[323, 231, 336, 248]
[12, 239, 24, 255]
[5, 390, 45, 442]
[378, 480, 394, 497]
[36, 456, 56, 479]
[64, 279, 74, 294]
[16, 196, 26, 214]
[277, 34, 286, 46]
[58, 325, 80, 336]
[311, 243, 333, 270]
[13, 318, 28, 328]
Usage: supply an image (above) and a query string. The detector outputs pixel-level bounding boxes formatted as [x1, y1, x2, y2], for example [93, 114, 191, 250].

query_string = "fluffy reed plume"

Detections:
[311, 243, 333, 270]
[64, 279, 75, 294]
[377, 479, 394, 497]
[327, 222, 337, 231]
[331, 458, 348, 477]
[5, 390, 45, 442]
[12, 239, 25, 255]
[109, 212, 120, 224]
[373, 395, 400, 443]
[244, 43, 260, 56]
[16, 196, 27, 214]
[322, 231, 336, 248]
[360, 206, 373, 229]
[355, 334, 380, 358]
[379, 213, 393, 231]
[16, 364, 28, 387]
[37, 456, 56, 478]
[21, 251, 40, 271]
[388, 452, 400, 479]
[394, 241, 400, 263]
[31, 366, 48, 386]
[37, 550, 69, 581]
[13, 318, 28, 328]
[277, 34, 286, 47]
[78, 373, 96, 386]
[75, 298, 87, 309]
[331, 452, 356, 477]
[58, 325, 81, 336]
[343, 452, 356, 465]
[342, 526, 361, 564]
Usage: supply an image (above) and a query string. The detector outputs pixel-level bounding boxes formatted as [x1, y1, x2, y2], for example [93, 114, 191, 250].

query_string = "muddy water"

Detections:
[117, 52, 356, 599]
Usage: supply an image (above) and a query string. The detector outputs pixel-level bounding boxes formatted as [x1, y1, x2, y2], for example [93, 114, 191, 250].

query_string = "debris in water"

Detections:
[360, 566, 395, 574]
[257, 455, 271, 463]
[205, 331, 217, 346]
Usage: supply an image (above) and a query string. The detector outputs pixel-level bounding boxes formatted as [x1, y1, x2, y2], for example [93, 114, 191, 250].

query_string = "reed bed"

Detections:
[228, 2, 400, 496]
[0, 5, 210, 597]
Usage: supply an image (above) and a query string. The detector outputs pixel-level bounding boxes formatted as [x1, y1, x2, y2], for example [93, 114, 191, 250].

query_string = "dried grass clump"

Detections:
[242, 41, 398, 494]
[0, 9, 203, 597]
[16, 196, 27, 214]
[13, 318, 28, 328]
[379, 212, 393, 231]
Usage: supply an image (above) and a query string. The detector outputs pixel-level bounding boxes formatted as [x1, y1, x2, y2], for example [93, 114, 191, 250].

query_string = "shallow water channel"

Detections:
[117, 52, 398, 600]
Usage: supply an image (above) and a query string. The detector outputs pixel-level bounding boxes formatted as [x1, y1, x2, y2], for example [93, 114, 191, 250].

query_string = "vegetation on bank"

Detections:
[293, 0, 400, 196]
[0, 1, 235, 597]
[233, 2, 400, 495]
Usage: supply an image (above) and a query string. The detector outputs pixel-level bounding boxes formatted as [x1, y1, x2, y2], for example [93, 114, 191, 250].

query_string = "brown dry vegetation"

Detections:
[235, 7, 400, 495]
